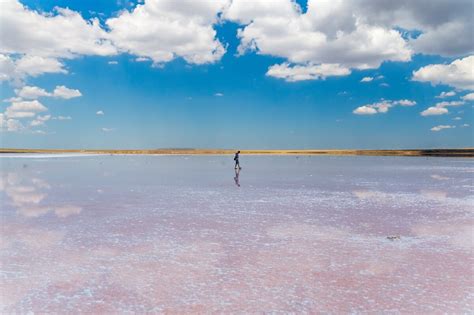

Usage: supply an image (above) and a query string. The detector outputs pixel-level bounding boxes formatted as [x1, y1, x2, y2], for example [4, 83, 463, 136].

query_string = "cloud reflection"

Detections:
[2, 171, 82, 218]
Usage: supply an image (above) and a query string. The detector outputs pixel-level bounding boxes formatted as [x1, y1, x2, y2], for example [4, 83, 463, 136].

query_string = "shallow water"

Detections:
[1, 155, 473, 312]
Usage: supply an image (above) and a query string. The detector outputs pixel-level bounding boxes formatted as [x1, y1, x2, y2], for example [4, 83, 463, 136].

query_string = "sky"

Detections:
[0, 0, 473, 149]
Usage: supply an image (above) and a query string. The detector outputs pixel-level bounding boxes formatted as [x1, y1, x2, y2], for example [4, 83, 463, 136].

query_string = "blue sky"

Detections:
[0, 0, 473, 149]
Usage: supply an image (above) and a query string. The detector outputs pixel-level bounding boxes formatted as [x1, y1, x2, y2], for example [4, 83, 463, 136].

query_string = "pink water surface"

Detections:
[1, 155, 473, 312]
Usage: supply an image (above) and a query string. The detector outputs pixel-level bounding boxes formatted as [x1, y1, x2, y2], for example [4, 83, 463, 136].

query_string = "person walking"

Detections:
[234, 150, 241, 170]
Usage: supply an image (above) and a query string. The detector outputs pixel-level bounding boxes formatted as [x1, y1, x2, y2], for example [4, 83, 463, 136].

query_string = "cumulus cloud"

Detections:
[266, 63, 350, 82]
[430, 125, 455, 132]
[13, 85, 81, 100]
[214, 93, 224, 97]
[360, 77, 373, 82]
[0, 0, 116, 81]
[0, 54, 66, 83]
[435, 101, 465, 107]
[30, 115, 51, 127]
[226, 0, 413, 81]
[396, 99, 416, 106]
[353, 99, 416, 115]
[108, 61, 118, 65]
[52, 86, 82, 99]
[412, 56, 474, 90]
[352, 0, 474, 57]
[1, 1, 116, 58]
[96, 110, 104, 115]
[0, 113, 25, 132]
[436, 91, 456, 98]
[353, 106, 377, 115]
[462, 93, 474, 101]
[106, 0, 227, 65]
[5, 100, 48, 119]
[14, 55, 67, 78]
[15, 86, 51, 99]
[1, 84, 80, 132]
[1, 0, 471, 87]
[421, 107, 449, 116]
[102, 127, 114, 132]
[420, 100, 465, 116]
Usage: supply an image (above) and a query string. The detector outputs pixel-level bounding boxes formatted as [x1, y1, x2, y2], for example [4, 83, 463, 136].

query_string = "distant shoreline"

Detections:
[1, 148, 473, 157]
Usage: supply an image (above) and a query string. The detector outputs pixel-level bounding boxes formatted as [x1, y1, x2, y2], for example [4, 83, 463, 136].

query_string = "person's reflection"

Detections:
[234, 168, 241, 187]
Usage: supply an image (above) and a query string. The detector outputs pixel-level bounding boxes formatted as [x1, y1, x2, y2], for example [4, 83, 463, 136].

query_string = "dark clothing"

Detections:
[234, 152, 240, 169]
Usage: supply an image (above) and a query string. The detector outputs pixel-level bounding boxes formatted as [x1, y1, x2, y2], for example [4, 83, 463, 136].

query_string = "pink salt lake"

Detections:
[1, 154, 472, 313]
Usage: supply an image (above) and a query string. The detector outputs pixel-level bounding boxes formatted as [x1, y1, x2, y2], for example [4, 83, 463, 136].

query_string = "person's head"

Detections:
[237, 150, 240, 153]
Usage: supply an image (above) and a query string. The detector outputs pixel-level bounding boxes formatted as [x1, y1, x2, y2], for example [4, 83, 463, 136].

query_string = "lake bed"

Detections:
[1, 155, 472, 312]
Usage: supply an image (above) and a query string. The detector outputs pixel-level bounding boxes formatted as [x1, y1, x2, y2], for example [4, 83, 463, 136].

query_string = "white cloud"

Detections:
[15, 86, 51, 99]
[30, 115, 51, 127]
[462, 93, 474, 101]
[461, 123, 470, 128]
[0, 1, 116, 58]
[435, 101, 465, 107]
[14, 85, 81, 100]
[135, 57, 150, 62]
[96, 110, 104, 115]
[52, 116, 72, 120]
[53, 86, 82, 99]
[353, 105, 377, 115]
[225, 0, 473, 81]
[360, 77, 373, 82]
[431, 125, 455, 132]
[1, 0, 472, 86]
[5, 100, 48, 119]
[395, 99, 416, 106]
[436, 91, 456, 98]
[3, 96, 22, 103]
[214, 93, 224, 97]
[0, 1, 116, 81]
[108, 61, 118, 65]
[421, 100, 465, 116]
[421, 107, 449, 116]
[0, 114, 25, 132]
[0, 54, 16, 81]
[453, 117, 462, 120]
[226, 0, 412, 82]
[353, 99, 416, 115]
[412, 56, 474, 90]
[15, 55, 67, 78]
[102, 127, 114, 132]
[5, 112, 36, 119]
[106, 0, 227, 65]
[0, 54, 66, 83]
[266, 62, 350, 82]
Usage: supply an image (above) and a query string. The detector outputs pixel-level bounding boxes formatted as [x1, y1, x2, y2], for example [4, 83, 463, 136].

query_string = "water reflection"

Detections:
[1, 171, 82, 218]
[431, 174, 450, 180]
[234, 168, 241, 187]
[0, 155, 472, 313]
